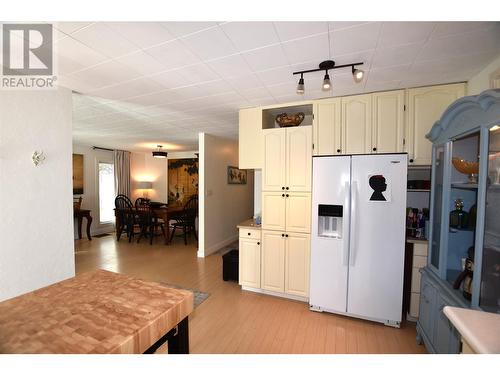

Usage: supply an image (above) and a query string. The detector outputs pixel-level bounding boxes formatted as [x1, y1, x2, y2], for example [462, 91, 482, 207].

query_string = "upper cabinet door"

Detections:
[342, 94, 372, 154]
[406, 83, 466, 165]
[285, 192, 311, 233]
[239, 108, 263, 169]
[286, 126, 312, 192]
[372, 90, 405, 154]
[313, 98, 342, 156]
[263, 128, 286, 191]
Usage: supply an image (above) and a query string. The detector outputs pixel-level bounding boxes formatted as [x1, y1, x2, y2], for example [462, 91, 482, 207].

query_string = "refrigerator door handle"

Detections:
[350, 180, 358, 266]
[343, 180, 350, 266]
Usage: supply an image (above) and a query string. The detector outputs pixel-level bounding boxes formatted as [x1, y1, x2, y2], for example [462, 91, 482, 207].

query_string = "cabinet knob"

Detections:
[282, 187, 285, 190]
[248, 232, 251, 236]
[409, 158, 414, 163]
[286, 194, 289, 197]
[282, 193, 285, 197]
[285, 234, 288, 237]
[337, 149, 341, 153]
[286, 187, 289, 190]
[257, 242, 260, 245]
[372, 147, 377, 151]
[282, 234, 285, 237]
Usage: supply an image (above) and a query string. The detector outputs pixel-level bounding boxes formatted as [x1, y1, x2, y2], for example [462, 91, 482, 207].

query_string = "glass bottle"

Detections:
[450, 198, 469, 229]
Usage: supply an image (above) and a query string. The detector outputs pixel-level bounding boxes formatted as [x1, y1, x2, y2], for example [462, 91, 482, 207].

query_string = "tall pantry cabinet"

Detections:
[262, 126, 312, 298]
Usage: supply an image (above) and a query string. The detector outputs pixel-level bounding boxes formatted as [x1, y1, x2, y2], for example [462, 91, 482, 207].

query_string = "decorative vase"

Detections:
[450, 198, 469, 229]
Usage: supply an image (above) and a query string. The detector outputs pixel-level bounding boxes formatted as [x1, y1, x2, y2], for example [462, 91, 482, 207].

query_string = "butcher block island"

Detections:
[0, 269, 194, 354]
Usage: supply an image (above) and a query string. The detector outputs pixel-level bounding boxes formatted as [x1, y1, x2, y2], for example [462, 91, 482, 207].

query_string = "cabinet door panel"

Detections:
[313, 99, 342, 155]
[419, 276, 436, 337]
[407, 83, 465, 165]
[433, 295, 460, 353]
[263, 128, 286, 191]
[285, 193, 311, 233]
[262, 192, 286, 231]
[239, 238, 261, 288]
[286, 126, 312, 192]
[285, 233, 311, 297]
[372, 90, 404, 153]
[261, 230, 285, 293]
[342, 94, 372, 154]
[239, 108, 263, 169]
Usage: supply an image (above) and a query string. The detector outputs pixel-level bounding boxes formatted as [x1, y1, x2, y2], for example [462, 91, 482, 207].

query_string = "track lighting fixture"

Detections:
[293, 60, 364, 95]
[296, 73, 305, 95]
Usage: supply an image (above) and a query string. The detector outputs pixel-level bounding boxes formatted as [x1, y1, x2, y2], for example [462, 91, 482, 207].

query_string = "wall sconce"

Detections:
[32, 151, 45, 166]
[137, 181, 153, 198]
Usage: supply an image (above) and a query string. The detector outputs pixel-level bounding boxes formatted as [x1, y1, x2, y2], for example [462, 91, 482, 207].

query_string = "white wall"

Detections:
[130, 150, 198, 203]
[254, 170, 262, 216]
[198, 133, 254, 257]
[0, 88, 74, 301]
[72, 144, 114, 236]
[468, 53, 500, 95]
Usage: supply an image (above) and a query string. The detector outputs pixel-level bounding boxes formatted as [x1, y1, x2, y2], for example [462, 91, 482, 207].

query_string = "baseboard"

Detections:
[198, 235, 238, 258]
[241, 286, 309, 303]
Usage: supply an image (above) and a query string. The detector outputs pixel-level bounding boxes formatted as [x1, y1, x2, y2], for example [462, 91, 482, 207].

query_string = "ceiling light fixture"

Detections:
[293, 60, 364, 95]
[152, 145, 168, 158]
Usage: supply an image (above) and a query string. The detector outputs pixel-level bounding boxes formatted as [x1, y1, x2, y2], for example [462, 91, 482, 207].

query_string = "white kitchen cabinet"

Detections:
[285, 192, 311, 233]
[262, 128, 286, 191]
[239, 237, 261, 289]
[239, 107, 263, 169]
[409, 242, 429, 319]
[372, 90, 405, 153]
[285, 233, 311, 297]
[286, 126, 312, 191]
[341, 94, 372, 154]
[313, 98, 342, 156]
[262, 192, 286, 231]
[406, 83, 466, 165]
[261, 230, 286, 293]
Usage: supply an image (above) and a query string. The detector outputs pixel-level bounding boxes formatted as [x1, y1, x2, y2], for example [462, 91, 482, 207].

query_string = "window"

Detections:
[98, 162, 115, 224]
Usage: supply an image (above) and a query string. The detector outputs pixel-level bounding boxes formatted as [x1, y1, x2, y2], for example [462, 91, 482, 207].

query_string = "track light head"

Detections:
[352, 66, 364, 83]
[322, 71, 331, 91]
[296, 74, 305, 95]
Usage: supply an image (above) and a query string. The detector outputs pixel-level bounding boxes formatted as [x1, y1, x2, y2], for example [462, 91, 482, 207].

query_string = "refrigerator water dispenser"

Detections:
[318, 204, 343, 238]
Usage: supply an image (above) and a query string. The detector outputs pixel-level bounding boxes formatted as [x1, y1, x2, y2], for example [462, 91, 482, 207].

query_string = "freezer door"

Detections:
[347, 154, 407, 323]
[310, 156, 351, 312]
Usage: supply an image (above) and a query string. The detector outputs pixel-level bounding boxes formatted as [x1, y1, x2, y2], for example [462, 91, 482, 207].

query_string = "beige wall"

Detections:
[198, 133, 254, 257]
[72, 144, 115, 236]
[0, 88, 75, 301]
[468, 53, 500, 95]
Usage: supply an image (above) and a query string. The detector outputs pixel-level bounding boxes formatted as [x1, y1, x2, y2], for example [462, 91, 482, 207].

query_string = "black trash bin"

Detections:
[222, 249, 239, 282]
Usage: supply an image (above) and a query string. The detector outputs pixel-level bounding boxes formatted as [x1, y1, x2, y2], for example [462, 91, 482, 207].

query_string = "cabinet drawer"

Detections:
[413, 243, 428, 257]
[413, 255, 427, 269]
[409, 292, 420, 318]
[239, 228, 261, 240]
[411, 267, 422, 293]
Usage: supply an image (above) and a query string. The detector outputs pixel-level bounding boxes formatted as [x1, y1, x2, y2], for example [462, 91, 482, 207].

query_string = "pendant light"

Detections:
[322, 71, 331, 91]
[296, 73, 305, 95]
[152, 145, 168, 158]
[352, 66, 365, 83]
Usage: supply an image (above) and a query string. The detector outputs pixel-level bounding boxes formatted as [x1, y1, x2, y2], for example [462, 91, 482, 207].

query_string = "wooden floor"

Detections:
[75, 234, 427, 354]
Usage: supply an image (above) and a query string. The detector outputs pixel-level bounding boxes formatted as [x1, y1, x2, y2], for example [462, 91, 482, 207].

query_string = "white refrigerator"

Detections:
[309, 154, 407, 327]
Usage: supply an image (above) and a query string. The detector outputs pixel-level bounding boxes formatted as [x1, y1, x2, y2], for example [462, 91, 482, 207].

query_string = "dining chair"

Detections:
[114, 195, 137, 242]
[169, 195, 198, 245]
[135, 198, 165, 245]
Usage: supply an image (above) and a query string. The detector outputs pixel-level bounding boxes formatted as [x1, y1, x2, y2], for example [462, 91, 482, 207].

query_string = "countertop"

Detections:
[0, 269, 193, 353]
[237, 218, 261, 230]
[443, 306, 500, 354]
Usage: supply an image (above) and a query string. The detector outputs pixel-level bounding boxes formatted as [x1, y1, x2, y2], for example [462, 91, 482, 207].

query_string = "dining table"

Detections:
[0, 269, 194, 354]
[114, 204, 183, 245]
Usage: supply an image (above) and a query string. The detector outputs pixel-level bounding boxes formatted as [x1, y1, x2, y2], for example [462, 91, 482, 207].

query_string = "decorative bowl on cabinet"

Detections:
[275, 112, 305, 127]
[452, 157, 479, 183]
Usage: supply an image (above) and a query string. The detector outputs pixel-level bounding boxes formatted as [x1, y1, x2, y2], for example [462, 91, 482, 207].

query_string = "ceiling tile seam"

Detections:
[407, 23, 440, 81]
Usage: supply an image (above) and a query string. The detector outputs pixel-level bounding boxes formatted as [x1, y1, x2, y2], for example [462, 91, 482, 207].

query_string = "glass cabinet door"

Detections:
[430, 145, 445, 269]
[479, 125, 500, 313]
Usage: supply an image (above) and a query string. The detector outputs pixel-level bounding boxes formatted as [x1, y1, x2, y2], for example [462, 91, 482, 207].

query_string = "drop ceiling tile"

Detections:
[328, 22, 372, 31]
[71, 23, 140, 58]
[366, 64, 411, 83]
[53, 22, 93, 35]
[416, 27, 500, 62]
[242, 44, 289, 72]
[57, 75, 96, 93]
[239, 86, 274, 100]
[431, 21, 496, 39]
[161, 22, 218, 38]
[181, 27, 237, 61]
[265, 82, 297, 97]
[70, 60, 142, 90]
[378, 22, 436, 49]
[364, 80, 402, 93]
[114, 50, 168, 76]
[274, 22, 328, 42]
[255, 66, 294, 86]
[282, 33, 330, 65]
[144, 39, 201, 70]
[224, 73, 263, 91]
[333, 50, 375, 70]
[105, 22, 176, 49]
[206, 54, 254, 78]
[88, 77, 165, 100]
[221, 22, 280, 52]
[330, 22, 382, 56]
[371, 43, 422, 68]
[56, 37, 108, 70]
[152, 63, 219, 89]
